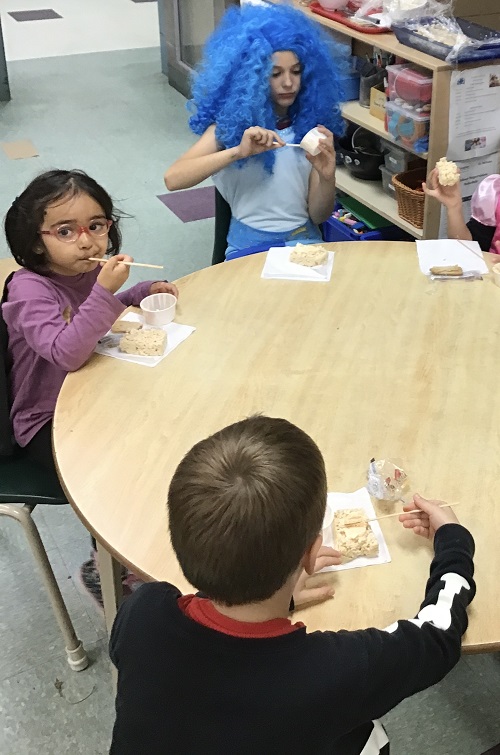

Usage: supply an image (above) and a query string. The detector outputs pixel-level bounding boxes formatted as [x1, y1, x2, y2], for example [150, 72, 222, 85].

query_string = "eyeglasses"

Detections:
[40, 219, 112, 244]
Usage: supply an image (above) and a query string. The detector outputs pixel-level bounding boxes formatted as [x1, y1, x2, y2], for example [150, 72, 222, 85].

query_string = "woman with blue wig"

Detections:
[165, 2, 346, 257]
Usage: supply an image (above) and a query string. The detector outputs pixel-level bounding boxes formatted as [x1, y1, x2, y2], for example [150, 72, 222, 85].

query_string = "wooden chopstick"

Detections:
[369, 502, 459, 522]
[455, 238, 486, 263]
[88, 257, 164, 270]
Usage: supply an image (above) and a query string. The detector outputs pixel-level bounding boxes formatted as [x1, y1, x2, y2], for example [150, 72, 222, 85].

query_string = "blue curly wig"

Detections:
[188, 3, 347, 173]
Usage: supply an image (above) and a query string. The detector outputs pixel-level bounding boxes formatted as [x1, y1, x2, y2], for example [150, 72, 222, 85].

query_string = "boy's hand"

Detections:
[292, 545, 341, 610]
[399, 493, 460, 541]
[423, 167, 462, 210]
[97, 255, 132, 294]
[236, 127, 285, 159]
[150, 281, 179, 298]
[307, 125, 336, 182]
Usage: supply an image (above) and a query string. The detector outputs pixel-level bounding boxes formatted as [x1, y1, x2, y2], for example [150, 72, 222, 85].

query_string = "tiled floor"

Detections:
[2, 0, 160, 60]
[0, 48, 214, 286]
[1, 5, 500, 755]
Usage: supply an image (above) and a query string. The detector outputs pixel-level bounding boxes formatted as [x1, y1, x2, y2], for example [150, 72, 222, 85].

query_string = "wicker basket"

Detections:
[392, 166, 427, 229]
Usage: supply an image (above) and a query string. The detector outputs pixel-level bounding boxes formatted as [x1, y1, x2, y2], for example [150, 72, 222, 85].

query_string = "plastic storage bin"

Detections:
[392, 18, 500, 64]
[383, 142, 418, 173]
[385, 101, 430, 154]
[338, 68, 361, 101]
[322, 204, 406, 242]
[387, 64, 433, 105]
[379, 165, 397, 198]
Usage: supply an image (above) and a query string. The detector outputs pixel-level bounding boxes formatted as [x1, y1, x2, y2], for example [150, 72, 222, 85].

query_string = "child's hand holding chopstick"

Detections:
[399, 494, 460, 540]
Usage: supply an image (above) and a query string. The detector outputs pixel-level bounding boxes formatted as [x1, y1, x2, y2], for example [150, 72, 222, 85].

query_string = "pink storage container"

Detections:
[387, 64, 433, 106]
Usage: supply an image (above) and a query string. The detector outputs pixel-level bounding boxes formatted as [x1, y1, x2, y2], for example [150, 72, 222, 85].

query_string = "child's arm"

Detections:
[423, 168, 472, 241]
[6, 258, 131, 372]
[335, 496, 474, 725]
[292, 545, 341, 608]
[117, 281, 178, 307]
[306, 126, 337, 225]
[164, 125, 285, 191]
[116, 280, 158, 308]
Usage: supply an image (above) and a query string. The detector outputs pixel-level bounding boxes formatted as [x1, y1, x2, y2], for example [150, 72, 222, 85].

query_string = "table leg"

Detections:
[97, 541, 124, 636]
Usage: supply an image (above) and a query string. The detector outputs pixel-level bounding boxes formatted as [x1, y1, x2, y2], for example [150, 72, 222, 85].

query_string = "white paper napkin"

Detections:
[261, 247, 334, 282]
[94, 312, 195, 368]
[320, 488, 391, 572]
[416, 239, 488, 275]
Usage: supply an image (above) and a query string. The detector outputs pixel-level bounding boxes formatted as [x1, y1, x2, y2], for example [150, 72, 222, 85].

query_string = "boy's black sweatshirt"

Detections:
[110, 523, 475, 755]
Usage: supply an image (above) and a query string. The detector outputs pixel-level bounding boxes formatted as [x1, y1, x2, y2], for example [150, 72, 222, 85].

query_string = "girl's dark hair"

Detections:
[4, 169, 122, 273]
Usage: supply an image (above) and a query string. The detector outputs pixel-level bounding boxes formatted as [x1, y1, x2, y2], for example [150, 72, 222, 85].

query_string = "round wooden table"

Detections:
[53, 242, 499, 651]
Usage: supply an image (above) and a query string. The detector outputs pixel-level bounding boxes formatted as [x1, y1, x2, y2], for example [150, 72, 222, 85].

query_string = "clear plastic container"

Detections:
[492, 263, 500, 288]
[379, 165, 397, 198]
[383, 142, 414, 173]
[385, 100, 430, 154]
[387, 64, 433, 105]
[367, 459, 409, 502]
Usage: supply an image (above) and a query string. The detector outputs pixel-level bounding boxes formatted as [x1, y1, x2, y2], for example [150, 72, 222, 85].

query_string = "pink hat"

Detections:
[470, 174, 500, 226]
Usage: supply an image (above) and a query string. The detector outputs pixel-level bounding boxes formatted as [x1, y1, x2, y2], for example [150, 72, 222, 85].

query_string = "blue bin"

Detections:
[322, 204, 411, 242]
[322, 217, 381, 242]
[338, 69, 361, 101]
[393, 18, 500, 63]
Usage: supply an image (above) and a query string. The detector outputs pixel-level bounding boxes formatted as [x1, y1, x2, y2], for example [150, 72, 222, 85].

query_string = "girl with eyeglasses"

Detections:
[2, 169, 178, 608]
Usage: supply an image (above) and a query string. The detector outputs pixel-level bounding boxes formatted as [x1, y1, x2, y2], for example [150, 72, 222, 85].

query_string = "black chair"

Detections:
[0, 261, 88, 672]
[212, 188, 231, 265]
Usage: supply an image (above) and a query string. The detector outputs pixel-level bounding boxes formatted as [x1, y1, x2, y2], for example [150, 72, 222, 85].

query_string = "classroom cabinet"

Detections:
[286, 0, 500, 239]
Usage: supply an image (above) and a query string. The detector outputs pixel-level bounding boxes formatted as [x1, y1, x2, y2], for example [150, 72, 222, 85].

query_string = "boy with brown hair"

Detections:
[110, 416, 475, 755]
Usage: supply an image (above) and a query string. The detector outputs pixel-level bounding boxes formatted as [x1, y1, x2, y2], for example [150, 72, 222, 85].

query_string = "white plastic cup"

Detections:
[140, 293, 177, 326]
[299, 127, 327, 156]
[492, 263, 500, 288]
[322, 499, 335, 537]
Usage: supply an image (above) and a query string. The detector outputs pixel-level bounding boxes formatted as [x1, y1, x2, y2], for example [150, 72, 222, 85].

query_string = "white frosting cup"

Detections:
[322, 499, 335, 537]
[140, 293, 177, 326]
[299, 127, 326, 156]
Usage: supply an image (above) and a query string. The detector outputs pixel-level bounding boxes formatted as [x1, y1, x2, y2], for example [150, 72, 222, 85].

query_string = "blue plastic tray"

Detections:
[393, 18, 500, 63]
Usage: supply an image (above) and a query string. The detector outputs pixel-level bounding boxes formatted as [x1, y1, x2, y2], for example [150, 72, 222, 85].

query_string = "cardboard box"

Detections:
[369, 84, 386, 121]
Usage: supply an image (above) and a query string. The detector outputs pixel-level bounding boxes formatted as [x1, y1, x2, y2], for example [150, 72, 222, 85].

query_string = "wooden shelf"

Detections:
[335, 166, 424, 238]
[287, 1, 450, 71]
[341, 101, 428, 160]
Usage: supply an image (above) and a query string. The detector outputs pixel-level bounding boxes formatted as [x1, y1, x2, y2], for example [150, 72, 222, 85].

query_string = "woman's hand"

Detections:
[423, 167, 462, 210]
[292, 545, 341, 610]
[307, 125, 336, 182]
[236, 127, 285, 159]
[150, 281, 179, 298]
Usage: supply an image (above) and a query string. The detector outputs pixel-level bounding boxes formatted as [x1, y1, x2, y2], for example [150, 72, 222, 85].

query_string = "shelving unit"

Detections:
[340, 101, 427, 160]
[285, 0, 500, 240]
[335, 166, 424, 238]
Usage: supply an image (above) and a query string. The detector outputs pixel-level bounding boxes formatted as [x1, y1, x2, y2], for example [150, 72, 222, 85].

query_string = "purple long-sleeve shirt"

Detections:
[2, 267, 153, 447]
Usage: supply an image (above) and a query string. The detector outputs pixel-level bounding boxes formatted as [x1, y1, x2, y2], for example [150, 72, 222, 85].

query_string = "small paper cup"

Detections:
[140, 293, 177, 326]
[322, 499, 335, 534]
[492, 263, 500, 288]
[299, 127, 326, 156]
